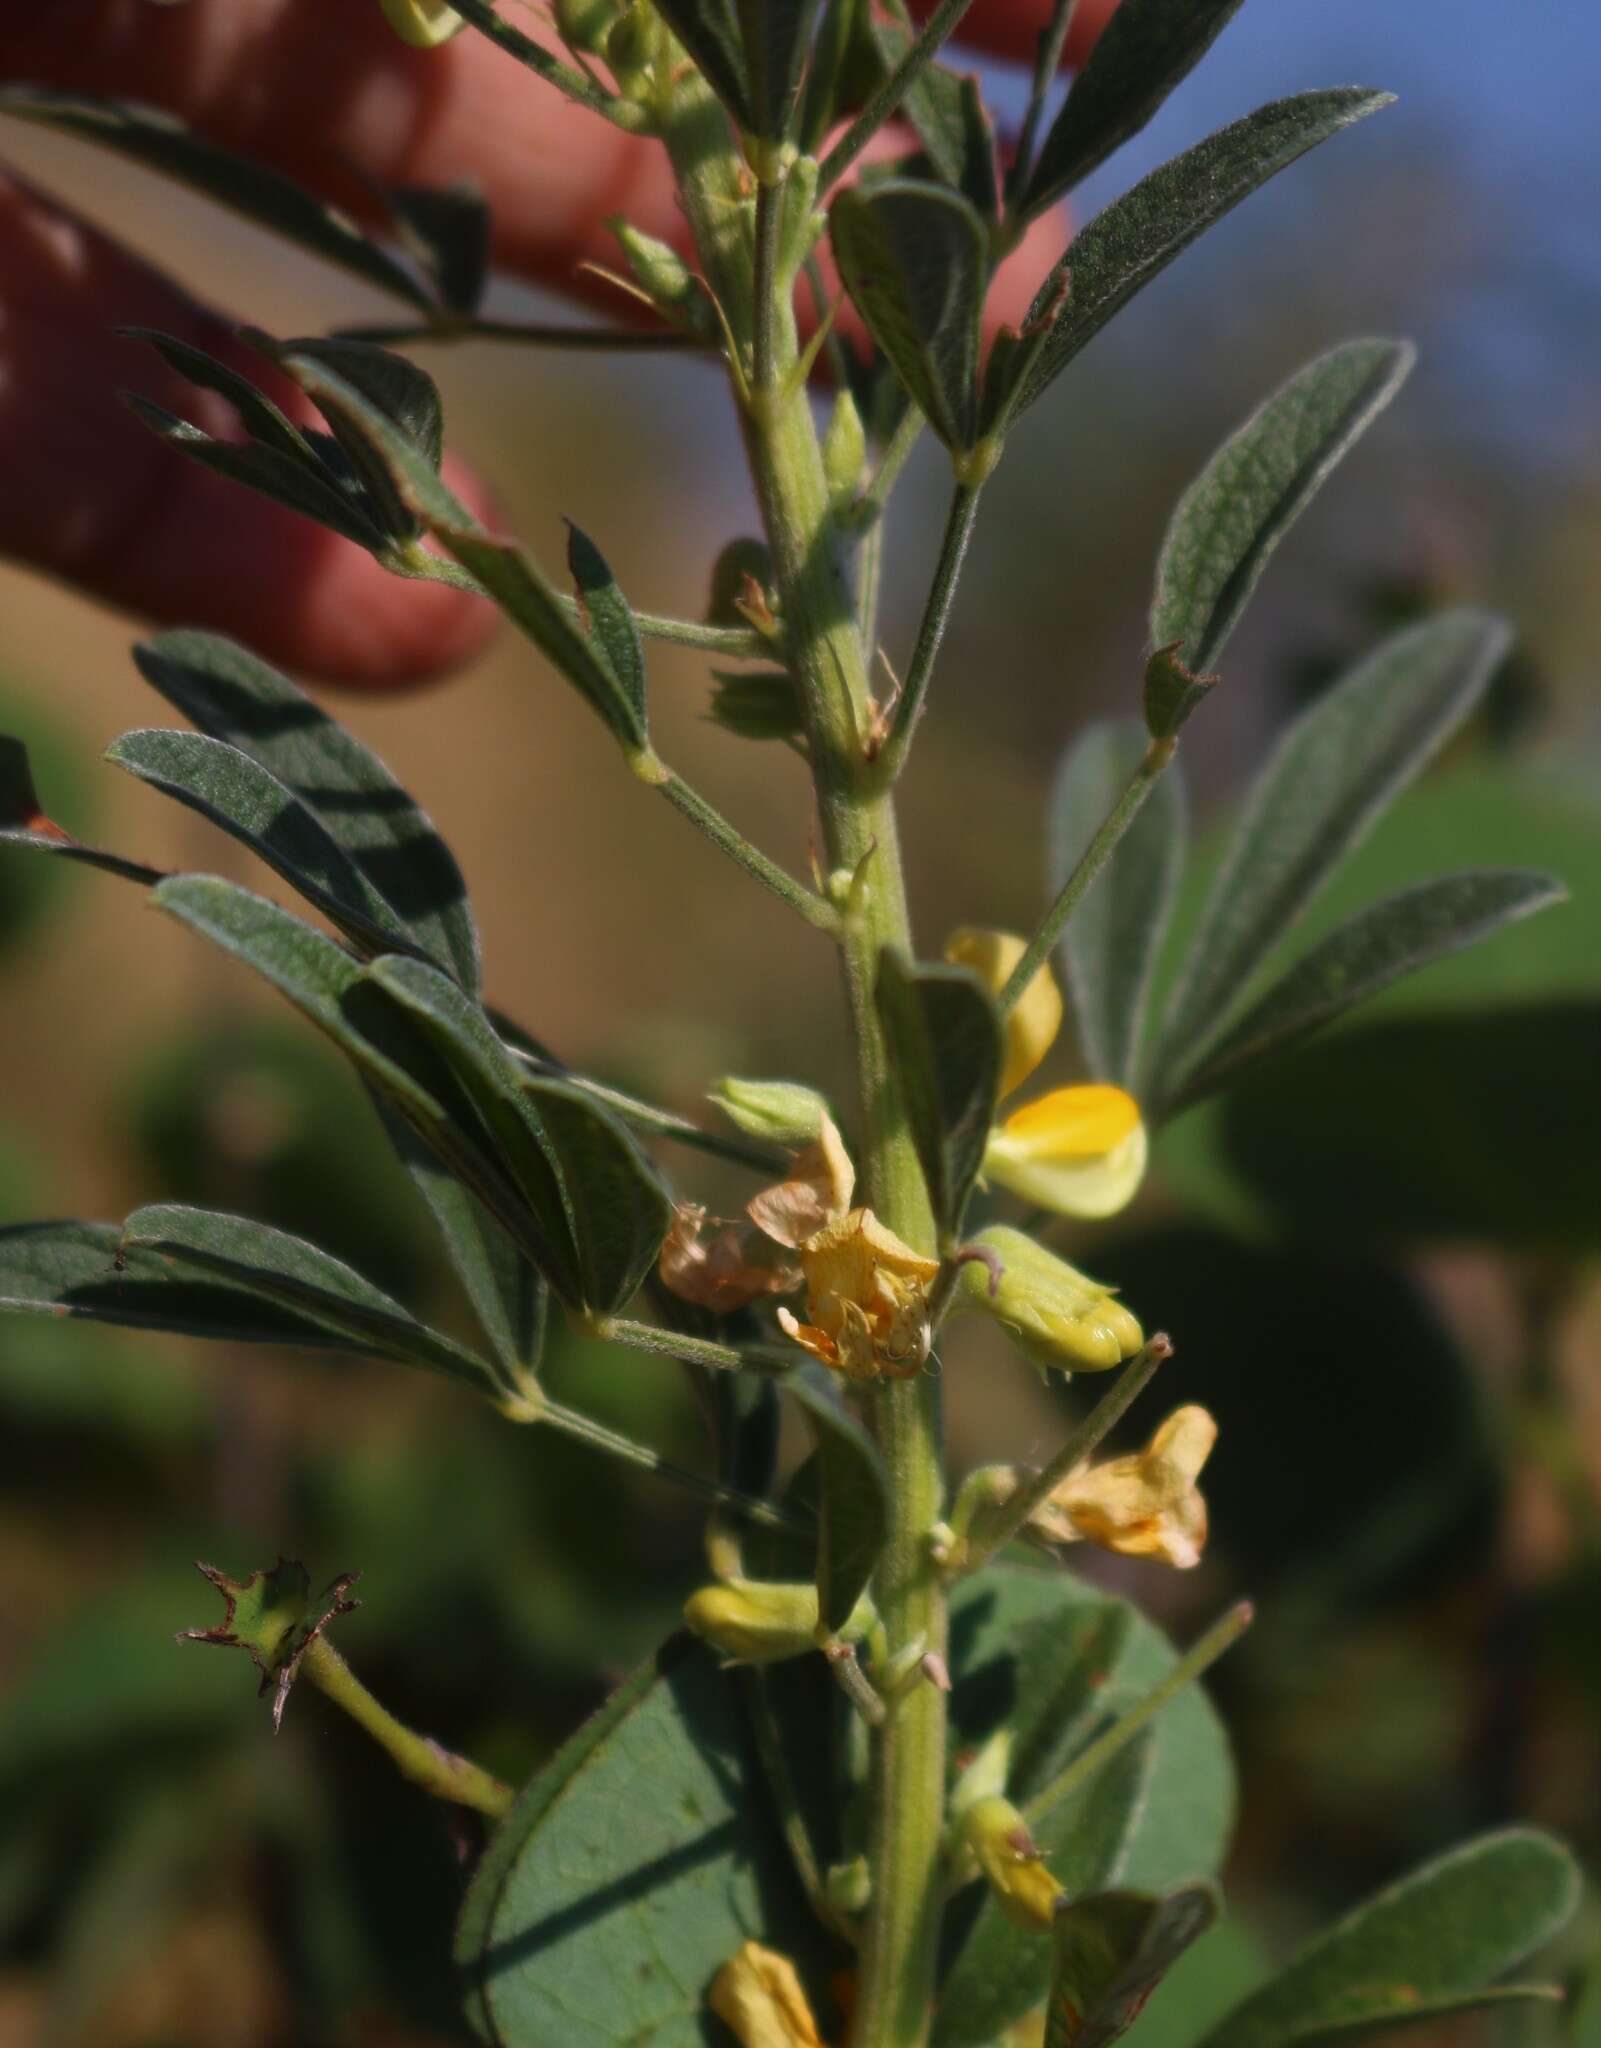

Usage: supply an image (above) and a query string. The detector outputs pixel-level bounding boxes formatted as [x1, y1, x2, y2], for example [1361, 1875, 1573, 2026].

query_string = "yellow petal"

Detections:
[710, 1942, 827, 2048]
[944, 927, 1063, 1099]
[985, 1088, 1148, 1218]
[748, 1112, 856, 1248]
[1050, 1406, 1217, 1569]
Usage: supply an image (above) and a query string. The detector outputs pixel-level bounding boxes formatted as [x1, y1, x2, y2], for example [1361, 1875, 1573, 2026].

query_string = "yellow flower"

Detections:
[710, 1942, 826, 2048]
[746, 1113, 938, 1381]
[778, 1209, 940, 1382]
[961, 1796, 1064, 1933]
[377, 0, 465, 46]
[1034, 1405, 1217, 1569]
[954, 1226, 1143, 1372]
[943, 929, 1147, 1219]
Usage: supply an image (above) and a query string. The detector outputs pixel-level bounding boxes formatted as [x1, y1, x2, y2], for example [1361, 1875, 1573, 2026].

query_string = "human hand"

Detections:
[0, 0, 1116, 686]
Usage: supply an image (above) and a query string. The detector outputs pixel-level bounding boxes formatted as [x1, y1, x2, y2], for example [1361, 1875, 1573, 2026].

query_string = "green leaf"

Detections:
[651, 0, 757, 132]
[133, 629, 481, 990]
[0, 87, 430, 307]
[388, 181, 493, 314]
[121, 393, 388, 549]
[106, 728, 413, 960]
[278, 344, 650, 749]
[1149, 339, 1415, 677]
[1143, 644, 1218, 742]
[1024, 0, 1247, 212]
[781, 1366, 889, 1633]
[831, 182, 989, 453]
[875, 948, 1003, 1236]
[265, 334, 445, 542]
[1154, 611, 1509, 1084]
[121, 1202, 507, 1398]
[1163, 870, 1564, 1112]
[1050, 720, 1186, 1089]
[1202, 1830, 1579, 2048]
[934, 1566, 1235, 2048]
[456, 1634, 844, 2046]
[565, 522, 646, 715]
[0, 735, 164, 889]
[864, 19, 983, 205]
[1046, 1886, 1222, 2048]
[739, 0, 826, 140]
[1015, 90, 1392, 418]
[365, 954, 673, 1314]
[0, 1218, 397, 1353]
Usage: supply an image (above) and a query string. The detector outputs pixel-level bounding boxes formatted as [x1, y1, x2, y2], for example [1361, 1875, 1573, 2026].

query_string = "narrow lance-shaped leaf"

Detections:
[1050, 720, 1186, 1090]
[737, 0, 825, 140]
[0, 87, 429, 308]
[875, 948, 1003, 1236]
[651, 0, 757, 133]
[1201, 1830, 1579, 2048]
[1165, 870, 1565, 1113]
[0, 736, 164, 888]
[120, 1204, 508, 1400]
[1023, 0, 1247, 213]
[1150, 339, 1415, 678]
[831, 183, 989, 454]
[1045, 1885, 1222, 2048]
[782, 1367, 890, 1634]
[133, 629, 481, 990]
[1154, 611, 1511, 1085]
[107, 729, 413, 961]
[387, 181, 493, 315]
[1011, 90, 1393, 420]
[278, 345, 650, 750]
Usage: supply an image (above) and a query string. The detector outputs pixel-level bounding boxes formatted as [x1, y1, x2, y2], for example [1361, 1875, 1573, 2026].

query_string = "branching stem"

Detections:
[874, 482, 984, 783]
[817, 0, 981, 192]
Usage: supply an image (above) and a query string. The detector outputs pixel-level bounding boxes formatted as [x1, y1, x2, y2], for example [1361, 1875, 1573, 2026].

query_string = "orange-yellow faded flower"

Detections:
[945, 927, 1062, 1098]
[1036, 1405, 1216, 1568]
[943, 928, 1147, 1219]
[961, 1796, 1064, 1934]
[746, 1112, 856, 1248]
[659, 1203, 800, 1315]
[777, 1209, 939, 1382]
[710, 1942, 826, 2048]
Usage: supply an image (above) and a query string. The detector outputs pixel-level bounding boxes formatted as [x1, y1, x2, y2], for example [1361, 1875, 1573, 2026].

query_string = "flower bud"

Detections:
[710, 1942, 825, 2048]
[955, 1226, 1143, 1372]
[823, 391, 867, 509]
[825, 1855, 873, 1915]
[712, 1076, 830, 1144]
[604, 2, 653, 92]
[377, 0, 464, 47]
[554, 0, 621, 55]
[685, 1578, 820, 1664]
[706, 538, 777, 628]
[962, 1796, 1063, 1933]
[608, 219, 717, 339]
[943, 927, 1063, 1099]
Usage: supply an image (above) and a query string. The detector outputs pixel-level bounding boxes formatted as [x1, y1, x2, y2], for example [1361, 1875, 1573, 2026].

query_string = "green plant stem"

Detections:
[950, 1337, 1171, 1578]
[538, 1392, 800, 1532]
[590, 1314, 797, 1377]
[817, 0, 981, 192]
[662, 63, 950, 2046]
[448, 0, 649, 131]
[850, 403, 928, 534]
[638, 756, 838, 930]
[874, 481, 983, 783]
[335, 319, 703, 351]
[1007, 0, 1083, 209]
[300, 1635, 513, 1819]
[752, 174, 783, 394]
[1022, 1601, 1254, 1827]
[998, 734, 1176, 1015]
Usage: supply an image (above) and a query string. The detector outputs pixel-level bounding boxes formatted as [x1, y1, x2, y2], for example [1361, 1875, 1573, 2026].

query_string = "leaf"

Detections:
[278, 344, 649, 749]
[1050, 720, 1186, 1089]
[388, 181, 493, 314]
[1164, 870, 1564, 1112]
[122, 1202, 508, 1398]
[1143, 645, 1217, 743]
[1202, 1830, 1579, 2048]
[1024, 0, 1247, 212]
[1046, 1886, 1222, 2048]
[865, 19, 981, 203]
[651, 0, 757, 132]
[1153, 611, 1510, 1083]
[781, 1366, 889, 1633]
[738, 0, 826, 140]
[0, 735, 164, 888]
[934, 1566, 1235, 2048]
[0, 87, 428, 305]
[455, 1634, 844, 2047]
[264, 334, 445, 542]
[365, 953, 673, 1314]
[874, 948, 1003, 1236]
[1149, 340, 1415, 677]
[133, 629, 481, 990]
[565, 523, 646, 715]
[1014, 91, 1392, 418]
[0, 1218, 397, 1353]
[106, 728, 413, 960]
[830, 182, 989, 453]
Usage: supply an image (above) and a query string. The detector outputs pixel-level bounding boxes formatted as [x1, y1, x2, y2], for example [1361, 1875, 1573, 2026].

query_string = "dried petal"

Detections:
[659, 1203, 799, 1313]
[748, 1111, 857, 1248]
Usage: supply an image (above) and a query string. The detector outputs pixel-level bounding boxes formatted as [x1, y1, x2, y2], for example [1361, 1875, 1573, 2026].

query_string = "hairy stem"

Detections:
[874, 481, 983, 783]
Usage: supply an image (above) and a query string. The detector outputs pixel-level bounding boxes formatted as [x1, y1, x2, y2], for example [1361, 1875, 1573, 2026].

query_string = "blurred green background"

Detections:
[3, 2, 1601, 2041]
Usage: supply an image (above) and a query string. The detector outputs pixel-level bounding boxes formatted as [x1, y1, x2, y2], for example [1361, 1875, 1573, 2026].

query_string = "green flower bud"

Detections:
[377, 0, 464, 47]
[685, 1578, 820, 1664]
[822, 390, 867, 510]
[955, 1225, 1143, 1372]
[604, 2, 653, 91]
[555, 0, 622, 56]
[962, 1796, 1063, 1934]
[711, 1076, 829, 1144]
[608, 219, 717, 338]
[824, 1855, 873, 1915]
